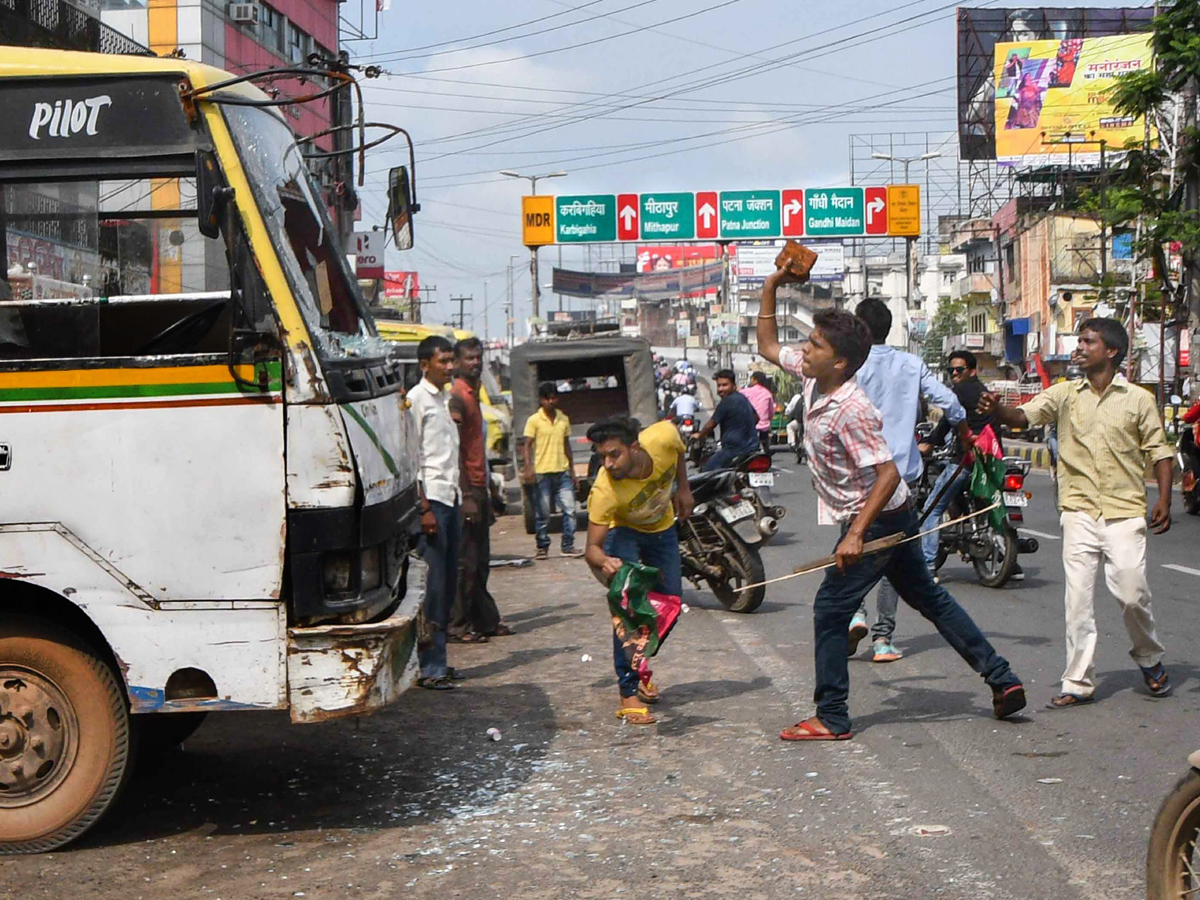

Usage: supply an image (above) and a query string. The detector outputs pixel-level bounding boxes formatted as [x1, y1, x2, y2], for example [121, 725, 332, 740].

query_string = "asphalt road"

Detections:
[3, 455, 1197, 899]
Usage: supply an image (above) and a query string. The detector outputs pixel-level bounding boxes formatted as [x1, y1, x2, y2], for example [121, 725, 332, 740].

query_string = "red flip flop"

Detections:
[780, 718, 852, 741]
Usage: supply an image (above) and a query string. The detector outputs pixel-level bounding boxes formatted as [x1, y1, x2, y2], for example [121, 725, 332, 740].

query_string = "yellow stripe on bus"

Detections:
[0, 364, 262, 389]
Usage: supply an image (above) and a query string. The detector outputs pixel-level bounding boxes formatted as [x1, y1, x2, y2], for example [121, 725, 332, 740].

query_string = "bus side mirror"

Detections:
[196, 150, 235, 239]
[387, 165, 418, 250]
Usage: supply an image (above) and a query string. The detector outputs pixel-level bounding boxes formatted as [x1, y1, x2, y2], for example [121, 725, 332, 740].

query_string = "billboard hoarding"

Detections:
[731, 241, 845, 286]
[994, 33, 1153, 168]
[956, 7, 1155, 162]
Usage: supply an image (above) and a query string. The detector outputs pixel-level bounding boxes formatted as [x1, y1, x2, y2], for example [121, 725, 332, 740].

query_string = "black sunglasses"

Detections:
[948, 366, 968, 374]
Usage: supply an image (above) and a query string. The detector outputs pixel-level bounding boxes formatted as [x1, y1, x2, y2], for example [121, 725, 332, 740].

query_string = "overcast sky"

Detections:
[348, 0, 1142, 335]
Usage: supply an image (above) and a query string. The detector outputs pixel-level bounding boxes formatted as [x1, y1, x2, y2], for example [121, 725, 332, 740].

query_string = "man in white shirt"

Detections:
[668, 391, 698, 419]
[408, 335, 463, 690]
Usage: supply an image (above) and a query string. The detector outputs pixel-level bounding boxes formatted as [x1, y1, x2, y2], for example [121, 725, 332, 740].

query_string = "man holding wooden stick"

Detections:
[757, 259, 1026, 740]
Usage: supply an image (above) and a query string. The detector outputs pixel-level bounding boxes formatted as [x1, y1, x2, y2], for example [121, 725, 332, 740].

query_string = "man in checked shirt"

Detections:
[757, 267, 1026, 740]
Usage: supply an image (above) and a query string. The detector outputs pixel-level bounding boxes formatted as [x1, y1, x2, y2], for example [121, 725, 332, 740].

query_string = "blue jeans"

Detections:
[534, 471, 577, 551]
[920, 465, 969, 569]
[604, 525, 683, 697]
[813, 506, 1020, 735]
[418, 500, 461, 679]
[704, 445, 757, 472]
[856, 478, 921, 642]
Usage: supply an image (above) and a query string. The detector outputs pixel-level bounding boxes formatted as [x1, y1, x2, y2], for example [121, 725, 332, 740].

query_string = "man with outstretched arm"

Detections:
[757, 267, 1025, 740]
[584, 417, 694, 726]
[978, 318, 1174, 709]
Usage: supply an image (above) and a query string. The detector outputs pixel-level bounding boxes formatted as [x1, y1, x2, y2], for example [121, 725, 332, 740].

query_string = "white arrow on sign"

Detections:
[866, 196, 885, 225]
[698, 202, 716, 229]
[783, 198, 802, 227]
[619, 205, 637, 229]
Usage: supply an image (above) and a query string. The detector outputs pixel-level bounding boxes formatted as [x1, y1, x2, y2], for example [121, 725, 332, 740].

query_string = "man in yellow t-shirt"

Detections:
[584, 416, 694, 726]
[522, 382, 581, 560]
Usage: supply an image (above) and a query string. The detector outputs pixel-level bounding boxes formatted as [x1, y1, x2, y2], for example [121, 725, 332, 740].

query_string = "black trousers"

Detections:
[450, 484, 502, 637]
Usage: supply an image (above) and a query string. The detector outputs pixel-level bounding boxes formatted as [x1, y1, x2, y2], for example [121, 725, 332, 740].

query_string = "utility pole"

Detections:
[449, 295, 473, 332]
[871, 151, 941, 312]
[499, 170, 567, 325]
[414, 283, 437, 323]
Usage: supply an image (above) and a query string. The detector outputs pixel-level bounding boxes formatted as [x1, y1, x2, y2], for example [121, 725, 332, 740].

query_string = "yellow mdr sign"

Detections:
[521, 196, 555, 247]
[887, 184, 921, 237]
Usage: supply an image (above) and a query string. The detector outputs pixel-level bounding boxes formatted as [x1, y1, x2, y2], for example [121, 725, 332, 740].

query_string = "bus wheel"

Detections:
[0, 617, 130, 854]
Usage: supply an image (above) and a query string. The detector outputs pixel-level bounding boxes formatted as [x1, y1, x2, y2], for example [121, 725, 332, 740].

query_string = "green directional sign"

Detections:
[718, 190, 781, 240]
[555, 194, 616, 243]
[639, 192, 694, 240]
[804, 187, 864, 237]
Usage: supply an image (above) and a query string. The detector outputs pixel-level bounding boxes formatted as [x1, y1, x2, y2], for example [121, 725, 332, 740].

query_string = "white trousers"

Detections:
[1059, 511, 1164, 697]
[786, 420, 802, 446]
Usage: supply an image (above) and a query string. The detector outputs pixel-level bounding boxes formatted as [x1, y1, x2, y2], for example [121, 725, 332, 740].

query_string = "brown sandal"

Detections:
[780, 716, 852, 741]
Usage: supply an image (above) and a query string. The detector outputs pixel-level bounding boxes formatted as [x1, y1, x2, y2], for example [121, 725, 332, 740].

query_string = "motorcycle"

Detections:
[680, 468, 767, 613]
[1147, 751, 1200, 899]
[687, 439, 784, 540]
[1173, 395, 1199, 516]
[676, 413, 698, 439]
[916, 443, 1038, 589]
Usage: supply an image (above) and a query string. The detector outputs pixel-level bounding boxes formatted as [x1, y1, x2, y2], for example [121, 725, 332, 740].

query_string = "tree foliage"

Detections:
[1095, 2, 1200, 291]
[922, 298, 967, 369]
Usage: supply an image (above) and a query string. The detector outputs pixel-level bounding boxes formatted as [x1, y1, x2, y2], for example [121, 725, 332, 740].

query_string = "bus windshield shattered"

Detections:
[222, 104, 391, 363]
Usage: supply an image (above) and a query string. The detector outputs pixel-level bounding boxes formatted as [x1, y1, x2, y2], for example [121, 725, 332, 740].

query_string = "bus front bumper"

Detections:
[285, 583, 421, 723]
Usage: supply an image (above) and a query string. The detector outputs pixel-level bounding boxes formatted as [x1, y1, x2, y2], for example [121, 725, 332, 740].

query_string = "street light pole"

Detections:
[871, 151, 941, 314]
[500, 170, 567, 325]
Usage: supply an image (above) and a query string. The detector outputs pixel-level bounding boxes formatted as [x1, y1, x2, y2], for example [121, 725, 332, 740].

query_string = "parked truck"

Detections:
[0, 48, 423, 851]
[509, 334, 657, 534]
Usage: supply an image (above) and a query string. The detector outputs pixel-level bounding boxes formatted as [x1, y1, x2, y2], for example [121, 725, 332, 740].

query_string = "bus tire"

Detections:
[0, 616, 131, 854]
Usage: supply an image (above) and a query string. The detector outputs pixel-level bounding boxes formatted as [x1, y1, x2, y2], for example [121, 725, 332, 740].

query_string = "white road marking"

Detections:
[1163, 563, 1200, 577]
[1019, 528, 1061, 541]
[773, 466, 794, 474]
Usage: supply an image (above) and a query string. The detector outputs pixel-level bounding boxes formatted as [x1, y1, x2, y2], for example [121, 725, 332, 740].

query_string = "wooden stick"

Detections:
[791, 532, 906, 575]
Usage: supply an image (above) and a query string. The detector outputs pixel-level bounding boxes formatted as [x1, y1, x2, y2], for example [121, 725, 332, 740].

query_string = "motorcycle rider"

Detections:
[668, 389, 699, 422]
[918, 349, 1025, 581]
[692, 369, 761, 471]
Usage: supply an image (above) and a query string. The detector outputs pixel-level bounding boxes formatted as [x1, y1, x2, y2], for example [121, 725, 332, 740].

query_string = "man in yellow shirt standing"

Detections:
[584, 416, 694, 725]
[523, 382, 583, 561]
[980, 318, 1175, 708]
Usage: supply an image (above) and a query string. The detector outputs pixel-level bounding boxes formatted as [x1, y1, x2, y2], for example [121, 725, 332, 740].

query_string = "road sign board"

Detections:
[887, 184, 921, 237]
[719, 190, 781, 240]
[522, 196, 555, 246]
[864, 187, 888, 236]
[695, 191, 718, 239]
[526, 185, 919, 243]
[617, 193, 639, 241]
[640, 192, 694, 240]
[781, 189, 804, 237]
[555, 194, 616, 243]
[804, 188, 864, 237]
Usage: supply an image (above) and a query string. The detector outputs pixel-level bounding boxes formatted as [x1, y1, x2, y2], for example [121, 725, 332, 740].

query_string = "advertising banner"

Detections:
[551, 263, 723, 300]
[731, 241, 845, 287]
[383, 271, 420, 299]
[636, 244, 720, 298]
[994, 33, 1153, 168]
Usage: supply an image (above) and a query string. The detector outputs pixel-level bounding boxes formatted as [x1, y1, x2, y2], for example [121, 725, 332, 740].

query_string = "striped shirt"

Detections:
[778, 346, 908, 525]
[1021, 375, 1173, 519]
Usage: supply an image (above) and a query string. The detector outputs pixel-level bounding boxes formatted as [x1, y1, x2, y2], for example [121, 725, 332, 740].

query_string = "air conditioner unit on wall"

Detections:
[229, 3, 259, 23]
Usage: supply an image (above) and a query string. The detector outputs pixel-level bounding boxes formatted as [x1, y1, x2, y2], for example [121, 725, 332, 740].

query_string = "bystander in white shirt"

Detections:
[409, 377, 461, 507]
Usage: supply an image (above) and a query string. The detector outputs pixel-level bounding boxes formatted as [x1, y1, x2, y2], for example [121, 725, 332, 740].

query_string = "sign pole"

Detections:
[530, 246, 540, 324]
